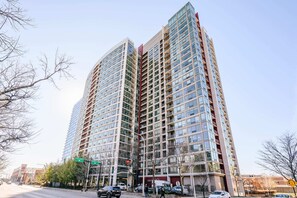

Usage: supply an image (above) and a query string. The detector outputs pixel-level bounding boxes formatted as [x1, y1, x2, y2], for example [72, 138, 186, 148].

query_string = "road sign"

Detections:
[74, 157, 85, 163]
[91, 161, 101, 165]
[288, 179, 296, 187]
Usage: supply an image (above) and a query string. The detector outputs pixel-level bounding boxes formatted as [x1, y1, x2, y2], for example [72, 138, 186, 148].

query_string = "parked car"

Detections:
[134, 185, 142, 193]
[136, 186, 154, 193]
[275, 194, 292, 198]
[156, 186, 172, 194]
[209, 190, 230, 198]
[97, 186, 121, 198]
[117, 183, 127, 191]
[172, 186, 189, 195]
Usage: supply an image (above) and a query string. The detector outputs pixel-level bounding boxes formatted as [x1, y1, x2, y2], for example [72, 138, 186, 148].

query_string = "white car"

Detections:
[209, 190, 230, 198]
[117, 183, 127, 190]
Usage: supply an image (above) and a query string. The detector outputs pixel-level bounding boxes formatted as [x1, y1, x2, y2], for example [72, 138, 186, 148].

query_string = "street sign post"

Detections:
[288, 179, 296, 187]
[74, 158, 101, 191]
[91, 161, 101, 165]
[74, 157, 85, 163]
[288, 179, 297, 198]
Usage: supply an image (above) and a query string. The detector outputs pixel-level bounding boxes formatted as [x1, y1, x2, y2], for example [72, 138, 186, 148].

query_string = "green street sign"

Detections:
[74, 157, 85, 163]
[91, 160, 101, 165]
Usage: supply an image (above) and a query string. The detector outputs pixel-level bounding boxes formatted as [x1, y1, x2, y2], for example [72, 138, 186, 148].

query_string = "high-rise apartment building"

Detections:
[72, 39, 138, 186]
[62, 99, 82, 161]
[138, 3, 241, 195]
[70, 2, 241, 195]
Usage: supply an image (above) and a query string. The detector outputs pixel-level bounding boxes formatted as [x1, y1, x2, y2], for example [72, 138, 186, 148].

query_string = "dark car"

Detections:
[172, 186, 189, 195]
[156, 186, 172, 194]
[134, 185, 142, 193]
[97, 186, 121, 198]
[134, 185, 154, 193]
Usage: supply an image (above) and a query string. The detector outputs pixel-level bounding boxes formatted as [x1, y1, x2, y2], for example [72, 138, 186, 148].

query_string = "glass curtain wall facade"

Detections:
[138, 3, 241, 195]
[72, 39, 138, 186]
[62, 99, 82, 162]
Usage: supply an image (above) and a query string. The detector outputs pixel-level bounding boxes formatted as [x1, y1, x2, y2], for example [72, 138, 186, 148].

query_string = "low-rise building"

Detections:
[242, 174, 294, 195]
[10, 164, 44, 184]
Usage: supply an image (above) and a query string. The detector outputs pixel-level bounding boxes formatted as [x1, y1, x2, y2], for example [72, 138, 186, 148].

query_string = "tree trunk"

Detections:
[152, 163, 156, 196]
[202, 185, 206, 198]
[178, 165, 183, 195]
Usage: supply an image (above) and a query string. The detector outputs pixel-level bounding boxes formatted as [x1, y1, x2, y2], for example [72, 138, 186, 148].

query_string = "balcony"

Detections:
[166, 91, 172, 96]
[167, 111, 174, 117]
[167, 118, 174, 124]
[166, 85, 172, 90]
[166, 98, 173, 103]
[167, 104, 173, 109]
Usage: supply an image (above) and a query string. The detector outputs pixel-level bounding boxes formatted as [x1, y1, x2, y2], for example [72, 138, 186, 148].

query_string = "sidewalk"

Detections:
[122, 191, 197, 197]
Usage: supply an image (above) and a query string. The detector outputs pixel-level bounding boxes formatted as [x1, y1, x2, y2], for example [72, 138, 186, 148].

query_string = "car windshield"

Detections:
[113, 187, 120, 190]
[212, 191, 223, 195]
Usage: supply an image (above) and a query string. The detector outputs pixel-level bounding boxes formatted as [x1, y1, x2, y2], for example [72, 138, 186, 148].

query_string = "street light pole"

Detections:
[140, 134, 146, 197]
[191, 166, 197, 198]
[125, 159, 131, 191]
[96, 163, 102, 191]
[108, 160, 112, 186]
[84, 161, 91, 191]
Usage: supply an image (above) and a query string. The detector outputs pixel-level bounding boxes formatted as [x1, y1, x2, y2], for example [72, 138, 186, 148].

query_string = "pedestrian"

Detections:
[160, 186, 165, 198]
[144, 184, 149, 197]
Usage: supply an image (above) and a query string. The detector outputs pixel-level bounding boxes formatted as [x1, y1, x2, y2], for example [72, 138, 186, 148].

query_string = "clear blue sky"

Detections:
[3, 0, 297, 176]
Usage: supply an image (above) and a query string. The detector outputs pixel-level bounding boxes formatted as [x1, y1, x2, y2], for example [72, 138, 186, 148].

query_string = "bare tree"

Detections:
[145, 134, 168, 197]
[146, 137, 160, 196]
[0, 0, 73, 170]
[258, 132, 297, 196]
[169, 143, 188, 195]
[0, 153, 8, 171]
[242, 178, 252, 196]
[196, 175, 208, 198]
[177, 145, 187, 195]
[231, 166, 240, 196]
[261, 174, 276, 196]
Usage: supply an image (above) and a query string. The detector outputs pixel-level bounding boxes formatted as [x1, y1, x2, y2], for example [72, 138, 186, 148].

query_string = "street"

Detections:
[0, 183, 195, 198]
[0, 183, 142, 198]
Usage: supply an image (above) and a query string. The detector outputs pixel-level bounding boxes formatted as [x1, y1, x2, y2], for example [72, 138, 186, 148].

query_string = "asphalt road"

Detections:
[0, 183, 147, 198]
[0, 183, 191, 198]
[0, 183, 99, 198]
